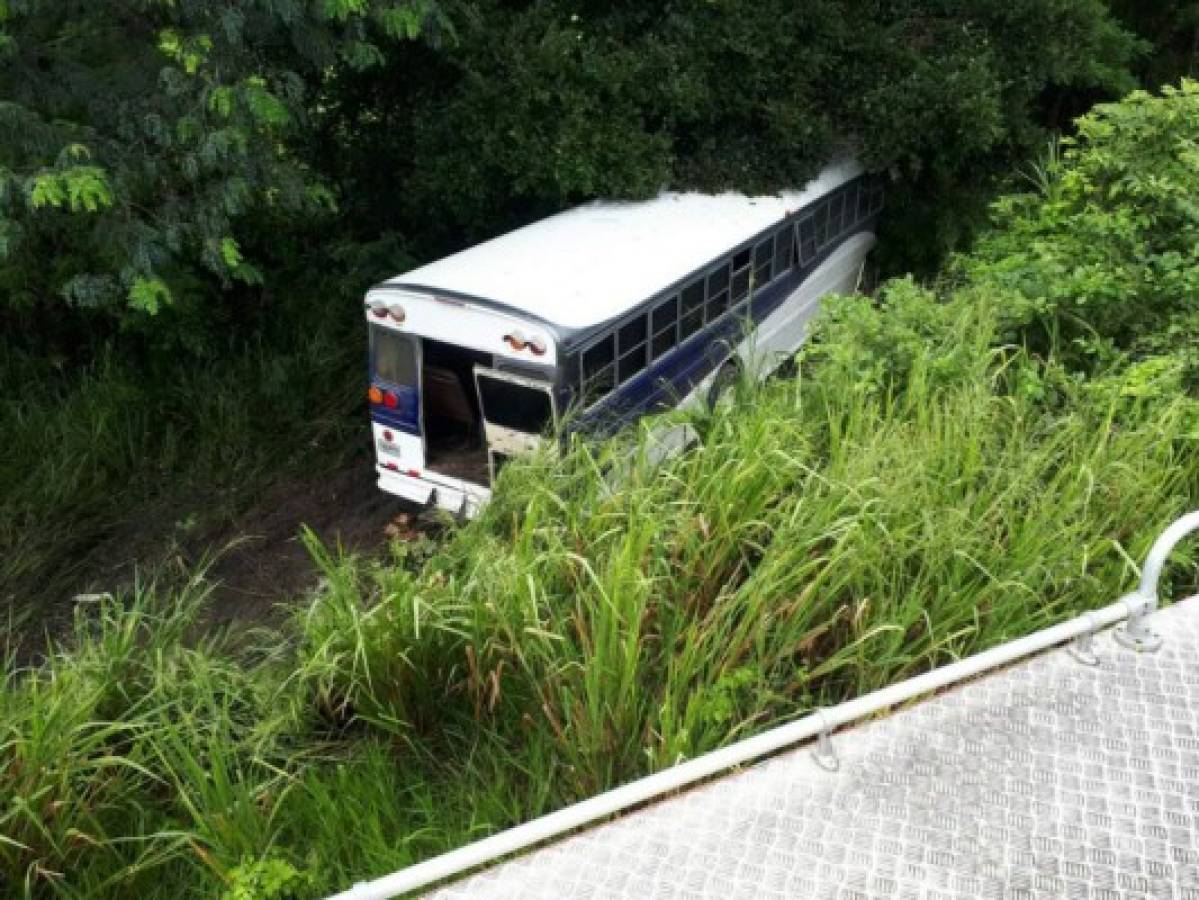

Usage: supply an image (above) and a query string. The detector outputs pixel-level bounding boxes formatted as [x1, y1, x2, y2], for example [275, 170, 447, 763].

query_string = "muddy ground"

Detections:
[194, 462, 407, 629]
[7, 452, 424, 659]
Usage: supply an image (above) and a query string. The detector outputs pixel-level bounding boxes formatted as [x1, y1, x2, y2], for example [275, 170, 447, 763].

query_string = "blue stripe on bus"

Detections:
[569, 222, 872, 438]
[571, 266, 804, 437]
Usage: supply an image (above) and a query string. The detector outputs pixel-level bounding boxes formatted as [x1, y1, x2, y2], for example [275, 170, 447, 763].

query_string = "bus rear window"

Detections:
[371, 326, 417, 386]
[477, 375, 553, 434]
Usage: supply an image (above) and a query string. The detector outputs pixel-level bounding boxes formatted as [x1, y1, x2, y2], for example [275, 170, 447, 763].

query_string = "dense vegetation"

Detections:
[3, 0, 1191, 610]
[3, 81, 1197, 899]
[0, 0, 1149, 338]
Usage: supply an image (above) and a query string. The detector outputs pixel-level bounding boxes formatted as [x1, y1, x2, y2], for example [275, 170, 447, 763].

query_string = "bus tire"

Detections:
[706, 360, 739, 411]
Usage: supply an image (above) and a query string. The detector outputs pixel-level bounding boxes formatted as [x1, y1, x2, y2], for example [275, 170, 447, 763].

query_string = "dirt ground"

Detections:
[194, 462, 408, 631]
[8, 455, 422, 659]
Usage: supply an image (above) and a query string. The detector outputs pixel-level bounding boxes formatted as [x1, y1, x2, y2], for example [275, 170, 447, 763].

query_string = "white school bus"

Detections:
[365, 160, 881, 516]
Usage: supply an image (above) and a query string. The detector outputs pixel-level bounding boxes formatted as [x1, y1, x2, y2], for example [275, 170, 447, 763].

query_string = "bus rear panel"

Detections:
[366, 292, 558, 516]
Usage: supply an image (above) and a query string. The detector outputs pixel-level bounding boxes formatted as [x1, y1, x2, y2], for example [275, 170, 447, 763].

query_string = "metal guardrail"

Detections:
[1114, 510, 1199, 652]
[329, 511, 1199, 900]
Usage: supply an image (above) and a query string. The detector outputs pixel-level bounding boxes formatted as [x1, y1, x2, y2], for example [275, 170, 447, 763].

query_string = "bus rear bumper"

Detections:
[376, 467, 490, 519]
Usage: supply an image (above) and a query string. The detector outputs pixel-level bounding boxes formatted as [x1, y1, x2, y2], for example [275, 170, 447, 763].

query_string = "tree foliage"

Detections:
[966, 79, 1199, 373]
[328, 0, 1145, 265]
[1110, 0, 1198, 88]
[0, 0, 1168, 357]
[0, 0, 442, 351]
[808, 79, 1199, 398]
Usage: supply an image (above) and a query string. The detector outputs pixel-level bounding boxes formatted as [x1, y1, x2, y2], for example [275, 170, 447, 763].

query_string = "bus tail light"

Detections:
[382, 462, 422, 478]
[368, 386, 383, 404]
[383, 391, 398, 408]
[504, 330, 547, 355]
[382, 429, 394, 442]
[389, 304, 406, 323]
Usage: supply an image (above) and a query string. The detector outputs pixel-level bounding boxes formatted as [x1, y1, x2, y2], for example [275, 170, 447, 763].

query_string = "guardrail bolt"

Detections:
[1113, 607, 1164, 653]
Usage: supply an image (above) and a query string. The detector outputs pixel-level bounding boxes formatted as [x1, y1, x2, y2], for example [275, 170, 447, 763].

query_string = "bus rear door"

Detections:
[473, 367, 557, 482]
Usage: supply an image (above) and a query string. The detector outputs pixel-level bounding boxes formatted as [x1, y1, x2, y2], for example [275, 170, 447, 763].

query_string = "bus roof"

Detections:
[380, 160, 862, 332]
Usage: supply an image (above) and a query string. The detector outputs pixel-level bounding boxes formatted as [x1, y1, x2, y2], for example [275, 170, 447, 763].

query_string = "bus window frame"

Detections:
[617, 313, 649, 385]
[753, 238, 773, 287]
[773, 225, 791, 277]
[706, 262, 731, 323]
[651, 294, 680, 362]
[567, 174, 880, 415]
[369, 324, 420, 389]
[579, 332, 617, 406]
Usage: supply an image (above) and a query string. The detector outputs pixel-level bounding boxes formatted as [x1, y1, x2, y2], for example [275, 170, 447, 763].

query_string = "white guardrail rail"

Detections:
[329, 511, 1199, 900]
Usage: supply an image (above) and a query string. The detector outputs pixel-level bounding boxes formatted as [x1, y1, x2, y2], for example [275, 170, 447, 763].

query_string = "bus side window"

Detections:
[651, 295, 678, 360]
[813, 202, 831, 250]
[731, 247, 751, 305]
[856, 179, 871, 222]
[753, 239, 773, 286]
[797, 216, 817, 265]
[680, 279, 705, 341]
[706, 264, 730, 321]
[827, 194, 844, 242]
[618, 315, 648, 383]
[841, 183, 858, 232]
[869, 180, 885, 214]
[581, 333, 616, 405]
[773, 226, 790, 276]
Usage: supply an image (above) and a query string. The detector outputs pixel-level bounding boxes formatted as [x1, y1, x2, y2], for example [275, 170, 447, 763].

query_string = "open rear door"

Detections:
[473, 367, 557, 483]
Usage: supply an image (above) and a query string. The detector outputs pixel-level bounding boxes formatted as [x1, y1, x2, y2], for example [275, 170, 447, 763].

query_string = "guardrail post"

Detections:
[1067, 611, 1101, 666]
[810, 709, 839, 772]
[1113, 511, 1199, 653]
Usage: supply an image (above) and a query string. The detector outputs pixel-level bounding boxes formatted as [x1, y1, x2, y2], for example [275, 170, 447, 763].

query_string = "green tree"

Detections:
[1110, 0, 1198, 87]
[0, 0, 441, 352]
[0, 0, 1151, 354]
[966, 79, 1199, 372]
[323, 0, 1143, 272]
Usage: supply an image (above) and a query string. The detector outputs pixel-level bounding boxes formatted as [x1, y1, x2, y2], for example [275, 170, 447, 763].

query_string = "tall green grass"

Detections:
[0, 331, 362, 619]
[298, 308, 1196, 799]
[2, 306, 1195, 895]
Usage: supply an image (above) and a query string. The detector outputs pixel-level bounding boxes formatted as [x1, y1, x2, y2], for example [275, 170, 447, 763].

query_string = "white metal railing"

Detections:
[1114, 510, 1199, 651]
[328, 511, 1199, 900]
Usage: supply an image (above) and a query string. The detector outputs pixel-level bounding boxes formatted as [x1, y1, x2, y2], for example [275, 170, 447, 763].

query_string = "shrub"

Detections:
[965, 79, 1199, 367]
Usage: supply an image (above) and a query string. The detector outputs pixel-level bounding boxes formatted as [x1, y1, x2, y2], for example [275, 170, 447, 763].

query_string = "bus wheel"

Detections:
[706, 361, 739, 411]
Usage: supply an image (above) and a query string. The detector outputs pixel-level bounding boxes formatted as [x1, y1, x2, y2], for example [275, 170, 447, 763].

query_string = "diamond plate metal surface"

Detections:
[425, 597, 1199, 899]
